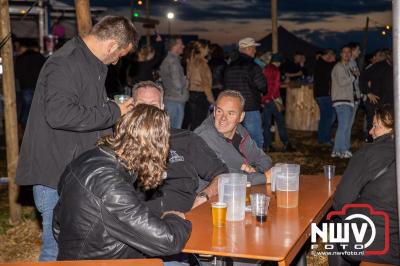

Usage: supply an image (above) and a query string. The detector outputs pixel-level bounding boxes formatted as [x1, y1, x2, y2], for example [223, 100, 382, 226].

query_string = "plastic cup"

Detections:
[114, 94, 131, 104]
[324, 165, 335, 180]
[250, 193, 270, 223]
[212, 202, 227, 227]
[276, 164, 300, 208]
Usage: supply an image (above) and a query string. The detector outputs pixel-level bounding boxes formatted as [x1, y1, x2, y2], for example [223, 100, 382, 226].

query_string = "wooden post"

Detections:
[75, 0, 92, 37]
[145, 0, 151, 46]
[359, 17, 369, 70]
[271, 0, 278, 53]
[0, 0, 22, 224]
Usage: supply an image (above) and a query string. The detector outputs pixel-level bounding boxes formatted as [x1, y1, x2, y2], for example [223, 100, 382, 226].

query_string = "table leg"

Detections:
[278, 260, 287, 266]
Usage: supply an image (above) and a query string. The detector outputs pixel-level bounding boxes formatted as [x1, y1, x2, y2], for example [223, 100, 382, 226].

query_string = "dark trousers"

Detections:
[188, 91, 210, 131]
[365, 100, 379, 141]
[316, 96, 336, 144]
[262, 101, 289, 148]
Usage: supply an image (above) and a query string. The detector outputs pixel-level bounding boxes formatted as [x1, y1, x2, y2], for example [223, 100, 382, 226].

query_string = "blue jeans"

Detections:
[20, 89, 34, 127]
[165, 99, 186, 129]
[333, 105, 354, 153]
[242, 110, 263, 148]
[316, 96, 336, 144]
[33, 185, 59, 261]
[262, 101, 289, 148]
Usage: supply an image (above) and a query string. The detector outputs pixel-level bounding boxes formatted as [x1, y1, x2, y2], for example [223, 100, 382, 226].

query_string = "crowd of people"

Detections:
[6, 15, 398, 266]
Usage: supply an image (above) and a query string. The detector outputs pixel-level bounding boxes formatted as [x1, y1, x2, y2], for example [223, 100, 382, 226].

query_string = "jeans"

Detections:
[316, 96, 336, 144]
[242, 110, 263, 148]
[333, 105, 354, 153]
[165, 99, 186, 129]
[33, 185, 59, 261]
[262, 101, 289, 148]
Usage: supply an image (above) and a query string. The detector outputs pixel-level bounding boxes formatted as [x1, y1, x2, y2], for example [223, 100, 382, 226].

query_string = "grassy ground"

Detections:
[0, 112, 365, 264]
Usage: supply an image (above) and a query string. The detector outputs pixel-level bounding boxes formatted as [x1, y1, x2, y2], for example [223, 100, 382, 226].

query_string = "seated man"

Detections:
[53, 104, 191, 260]
[132, 81, 229, 214]
[195, 90, 272, 184]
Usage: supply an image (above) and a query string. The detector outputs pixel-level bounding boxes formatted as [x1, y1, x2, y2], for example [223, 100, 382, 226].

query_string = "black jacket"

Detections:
[313, 58, 335, 98]
[334, 134, 399, 265]
[53, 146, 191, 260]
[141, 129, 228, 216]
[209, 57, 227, 90]
[224, 53, 266, 111]
[16, 37, 121, 189]
[360, 60, 393, 105]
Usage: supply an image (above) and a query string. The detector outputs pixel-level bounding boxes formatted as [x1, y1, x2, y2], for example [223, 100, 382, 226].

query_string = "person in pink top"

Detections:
[261, 54, 294, 152]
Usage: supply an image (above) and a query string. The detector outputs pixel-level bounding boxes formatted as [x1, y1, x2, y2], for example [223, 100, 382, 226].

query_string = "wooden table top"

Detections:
[183, 175, 340, 265]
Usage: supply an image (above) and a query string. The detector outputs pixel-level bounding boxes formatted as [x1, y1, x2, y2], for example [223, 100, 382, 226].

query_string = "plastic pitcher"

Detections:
[275, 164, 300, 208]
[218, 173, 247, 221]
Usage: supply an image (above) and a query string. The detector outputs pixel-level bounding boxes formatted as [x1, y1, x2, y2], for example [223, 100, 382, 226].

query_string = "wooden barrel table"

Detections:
[285, 84, 320, 131]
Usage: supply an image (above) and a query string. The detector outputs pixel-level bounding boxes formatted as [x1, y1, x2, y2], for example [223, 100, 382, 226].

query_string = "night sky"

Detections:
[60, 0, 392, 53]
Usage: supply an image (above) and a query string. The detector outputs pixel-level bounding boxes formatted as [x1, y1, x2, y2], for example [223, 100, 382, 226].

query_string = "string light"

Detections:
[138, 0, 143, 5]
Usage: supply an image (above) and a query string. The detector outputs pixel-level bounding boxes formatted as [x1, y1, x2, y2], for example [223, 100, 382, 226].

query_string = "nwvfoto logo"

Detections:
[311, 203, 390, 256]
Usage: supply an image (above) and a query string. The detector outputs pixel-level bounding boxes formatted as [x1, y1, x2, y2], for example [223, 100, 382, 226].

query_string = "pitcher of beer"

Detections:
[276, 164, 300, 208]
[218, 173, 247, 221]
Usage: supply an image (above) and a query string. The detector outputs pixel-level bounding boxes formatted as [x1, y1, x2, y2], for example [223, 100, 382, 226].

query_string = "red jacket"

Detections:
[262, 64, 281, 103]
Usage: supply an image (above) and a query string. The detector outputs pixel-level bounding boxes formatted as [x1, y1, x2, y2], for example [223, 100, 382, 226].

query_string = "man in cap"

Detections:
[224, 37, 266, 148]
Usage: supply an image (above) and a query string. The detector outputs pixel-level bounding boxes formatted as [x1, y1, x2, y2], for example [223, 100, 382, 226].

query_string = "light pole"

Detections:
[167, 12, 174, 36]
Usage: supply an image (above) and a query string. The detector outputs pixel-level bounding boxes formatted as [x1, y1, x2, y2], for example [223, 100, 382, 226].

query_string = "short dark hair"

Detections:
[340, 45, 351, 52]
[375, 104, 394, 132]
[90, 16, 139, 49]
[347, 42, 361, 50]
[167, 35, 182, 51]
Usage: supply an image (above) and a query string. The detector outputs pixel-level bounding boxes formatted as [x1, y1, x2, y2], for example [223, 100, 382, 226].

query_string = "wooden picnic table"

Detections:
[183, 175, 340, 266]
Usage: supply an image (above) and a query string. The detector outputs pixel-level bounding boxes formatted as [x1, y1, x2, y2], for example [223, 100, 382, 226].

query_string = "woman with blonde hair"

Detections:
[186, 40, 214, 130]
[54, 104, 191, 261]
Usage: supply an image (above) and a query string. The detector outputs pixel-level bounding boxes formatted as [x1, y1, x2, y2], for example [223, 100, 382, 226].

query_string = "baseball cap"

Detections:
[238, 37, 261, 48]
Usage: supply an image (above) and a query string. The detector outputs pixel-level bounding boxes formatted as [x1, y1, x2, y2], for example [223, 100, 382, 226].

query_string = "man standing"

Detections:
[195, 90, 272, 185]
[331, 45, 356, 158]
[16, 16, 138, 261]
[348, 42, 362, 123]
[160, 36, 189, 129]
[313, 49, 336, 145]
[224, 37, 266, 148]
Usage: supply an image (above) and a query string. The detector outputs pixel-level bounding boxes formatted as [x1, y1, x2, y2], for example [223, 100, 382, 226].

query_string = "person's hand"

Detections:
[367, 93, 380, 104]
[162, 211, 186, 219]
[241, 163, 256, 173]
[156, 34, 162, 42]
[264, 169, 272, 184]
[117, 98, 134, 116]
[191, 196, 207, 210]
[203, 176, 219, 198]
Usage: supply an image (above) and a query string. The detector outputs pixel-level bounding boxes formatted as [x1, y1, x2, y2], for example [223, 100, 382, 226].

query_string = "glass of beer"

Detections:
[212, 202, 227, 227]
[245, 181, 251, 203]
[114, 94, 131, 104]
[276, 164, 300, 208]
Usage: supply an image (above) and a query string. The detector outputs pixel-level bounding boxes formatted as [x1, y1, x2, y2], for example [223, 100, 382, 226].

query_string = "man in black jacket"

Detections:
[313, 49, 336, 145]
[131, 81, 229, 214]
[16, 16, 138, 261]
[224, 37, 266, 148]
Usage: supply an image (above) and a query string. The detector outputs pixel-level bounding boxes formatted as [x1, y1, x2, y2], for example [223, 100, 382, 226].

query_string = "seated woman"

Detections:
[330, 104, 399, 265]
[53, 104, 191, 260]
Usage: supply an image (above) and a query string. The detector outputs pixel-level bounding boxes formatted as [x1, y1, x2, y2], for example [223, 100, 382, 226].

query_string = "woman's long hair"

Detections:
[97, 104, 170, 190]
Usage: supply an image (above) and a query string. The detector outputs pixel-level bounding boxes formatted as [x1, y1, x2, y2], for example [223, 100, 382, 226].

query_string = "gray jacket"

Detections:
[331, 61, 355, 106]
[160, 52, 189, 103]
[194, 116, 272, 185]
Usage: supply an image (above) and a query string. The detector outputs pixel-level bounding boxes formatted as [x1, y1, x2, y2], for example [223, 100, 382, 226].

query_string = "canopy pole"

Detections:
[271, 0, 278, 53]
[392, 0, 400, 242]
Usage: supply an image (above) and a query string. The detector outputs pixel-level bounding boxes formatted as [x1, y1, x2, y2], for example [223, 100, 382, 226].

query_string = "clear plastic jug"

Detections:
[218, 173, 247, 221]
[275, 164, 300, 208]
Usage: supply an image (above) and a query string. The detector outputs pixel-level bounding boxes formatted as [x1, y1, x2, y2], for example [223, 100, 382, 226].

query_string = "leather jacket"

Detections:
[53, 146, 192, 260]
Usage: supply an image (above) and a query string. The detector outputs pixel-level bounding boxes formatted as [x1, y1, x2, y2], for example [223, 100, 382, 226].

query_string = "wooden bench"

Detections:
[359, 262, 395, 266]
[1, 258, 163, 266]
